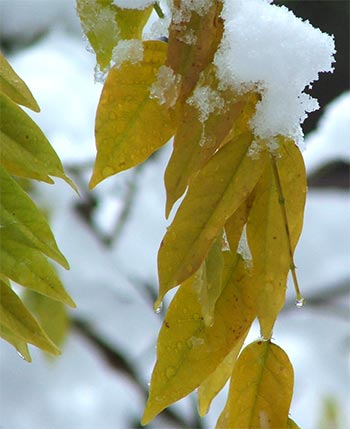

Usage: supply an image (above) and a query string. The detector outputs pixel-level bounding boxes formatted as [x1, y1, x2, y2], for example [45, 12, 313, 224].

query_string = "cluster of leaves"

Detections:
[0, 53, 75, 361]
[80, 0, 308, 427]
[77, 0, 306, 428]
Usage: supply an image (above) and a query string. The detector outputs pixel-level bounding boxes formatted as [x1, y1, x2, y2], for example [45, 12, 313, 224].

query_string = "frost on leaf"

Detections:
[149, 65, 181, 108]
[111, 39, 144, 69]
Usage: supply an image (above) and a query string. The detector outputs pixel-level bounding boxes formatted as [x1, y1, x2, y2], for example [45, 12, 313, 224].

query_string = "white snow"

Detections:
[304, 91, 350, 173]
[111, 39, 144, 69]
[187, 85, 225, 123]
[214, 0, 335, 145]
[149, 65, 181, 108]
[113, 0, 154, 9]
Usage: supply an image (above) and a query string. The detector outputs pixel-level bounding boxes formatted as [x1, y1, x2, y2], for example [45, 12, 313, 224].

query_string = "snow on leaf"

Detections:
[0, 280, 60, 356]
[142, 252, 256, 425]
[0, 94, 75, 189]
[158, 132, 267, 302]
[89, 40, 177, 188]
[167, 0, 224, 101]
[0, 52, 40, 112]
[164, 67, 250, 217]
[76, 0, 152, 71]
[246, 138, 306, 338]
[216, 341, 294, 429]
[0, 165, 69, 269]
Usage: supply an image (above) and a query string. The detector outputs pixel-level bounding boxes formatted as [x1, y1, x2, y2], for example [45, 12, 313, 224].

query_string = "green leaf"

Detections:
[142, 252, 255, 425]
[197, 329, 248, 417]
[216, 341, 294, 429]
[157, 133, 267, 303]
[24, 290, 69, 349]
[192, 235, 224, 327]
[246, 139, 306, 338]
[0, 52, 40, 112]
[0, 165, 69, 269]
[0, 233, 75, 307]
[0, 93, 75, 189]
[0, 280, 60, 355]
[76, 0, 152, 71]
[0, 324, 32, 362]
[90, 40, 177, 188]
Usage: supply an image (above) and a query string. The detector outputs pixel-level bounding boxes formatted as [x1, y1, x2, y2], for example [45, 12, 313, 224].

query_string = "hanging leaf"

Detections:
[192, 235, 224, 327]
[158, 133, 267, 303]
[0, 233, 75, 307]
[167, 0, 224, 101]
[0, 324, 31, 362]
[24, 290, 69, 349]
[0, 52, 40, 112]
[142, 252, 256, 425]
[0, 94, 75, 189]
[216, 340, 294, 428]
[164, 67, 250, 217]
[0, 165, 69, 268]
[76, 0, 152, 71]
[0, 280, 60, 355]
[197, 329, 248, 417]
[246, 139, 306, 338]
[89, 40, 177, 188]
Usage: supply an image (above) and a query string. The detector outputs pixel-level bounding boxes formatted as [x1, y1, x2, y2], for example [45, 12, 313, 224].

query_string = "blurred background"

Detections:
[0, 1, 349, 428]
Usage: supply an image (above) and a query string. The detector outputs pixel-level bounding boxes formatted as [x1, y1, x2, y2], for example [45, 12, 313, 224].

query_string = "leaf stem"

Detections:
[153, 2, 164, 18]
[271, 154, 303, 303]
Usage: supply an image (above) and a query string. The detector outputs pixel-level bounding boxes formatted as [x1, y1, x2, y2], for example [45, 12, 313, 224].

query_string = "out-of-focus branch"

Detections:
[72, 317, 203, 429]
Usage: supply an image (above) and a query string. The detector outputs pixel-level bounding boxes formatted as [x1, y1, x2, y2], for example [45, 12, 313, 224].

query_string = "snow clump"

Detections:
[111, 39, 144, 69]
[215, 0, 336, 145]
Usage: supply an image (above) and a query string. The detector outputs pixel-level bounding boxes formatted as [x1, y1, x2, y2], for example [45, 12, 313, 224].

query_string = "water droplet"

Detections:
[153, 299, 163, 314]
[165, 366, 176, 379]
[296, 297, 305, 308]
[17, 351, 25, 360]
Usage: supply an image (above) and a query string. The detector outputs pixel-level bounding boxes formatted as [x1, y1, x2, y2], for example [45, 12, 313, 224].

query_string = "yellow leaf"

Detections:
[0, 52, 40, 112]
[246, 139, 306, 338]
[287, 417, 302, 429]
[164, 67, 249, 217]
[0, 165, 69, 269]
[0, 94, 75, 189]
[0, 280, 60, 355]
[89, 40, 176, 188]
[142, 252, 255, 425]
[0, 324, 31, 362]
[192, 235, 224, 327]
[216, 341, 294, 429]
[158, 133, 267, 302]
[167, 0, 224, 101]
[0, 233, 75, 307]
[198, 329, 248, 417]
[76, 0, 152, 70]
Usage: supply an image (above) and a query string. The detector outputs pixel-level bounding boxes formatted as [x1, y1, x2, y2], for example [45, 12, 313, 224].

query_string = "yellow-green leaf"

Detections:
[198, 329, 248, 417]
[76, 0, 152, 71]
[24, 290, 68, 349]
[288, 417, 302, 429]
[0, 165, 69, 269]
[0, 52, 40, 112]
[216, 341, 294, 429]
[192, 235, 224, 327]
[158, 133, 267, 302]
[0, 280, 60, 355]
[142, 252, 255, 425]
[164, 68, 249, 217]
[246, 139, 306, 338]
[167, 0, 223, 101]
[90, 40, 176, 188]
[0, 324, 31, 362]
[0, 93, 75, 189]
[0, 233, 75, 307]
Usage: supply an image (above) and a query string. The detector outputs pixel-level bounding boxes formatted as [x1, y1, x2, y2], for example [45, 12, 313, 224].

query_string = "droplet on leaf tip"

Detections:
[295, 297, 305, 308]
[153, 299, 163, 314]
[16, 351, 26, 360]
